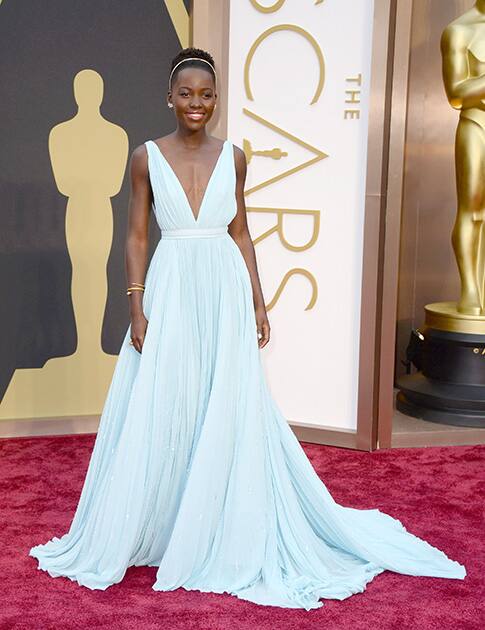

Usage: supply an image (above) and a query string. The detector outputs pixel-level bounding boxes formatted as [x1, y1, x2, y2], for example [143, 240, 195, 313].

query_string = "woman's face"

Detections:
[168, 67, 217, 129]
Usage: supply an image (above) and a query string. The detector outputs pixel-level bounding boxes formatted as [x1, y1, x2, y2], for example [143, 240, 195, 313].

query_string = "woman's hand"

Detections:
[255, 305, 270, 349]
[130, 312, 148, 353]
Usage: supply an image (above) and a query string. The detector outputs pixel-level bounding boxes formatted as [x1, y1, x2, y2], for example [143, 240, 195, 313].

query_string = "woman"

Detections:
[30, 47, 466, 611]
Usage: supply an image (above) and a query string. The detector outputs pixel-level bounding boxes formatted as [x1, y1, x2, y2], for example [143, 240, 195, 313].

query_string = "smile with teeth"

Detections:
[186, 112, 205, 120]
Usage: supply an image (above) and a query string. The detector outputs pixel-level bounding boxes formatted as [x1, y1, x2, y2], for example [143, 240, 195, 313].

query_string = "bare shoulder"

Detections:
[231, 143, 247, 173]
[129, 143, 149, 178]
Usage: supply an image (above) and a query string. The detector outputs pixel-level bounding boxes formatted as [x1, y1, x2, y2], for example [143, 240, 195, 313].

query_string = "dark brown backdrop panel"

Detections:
[0, 0, 189, 400]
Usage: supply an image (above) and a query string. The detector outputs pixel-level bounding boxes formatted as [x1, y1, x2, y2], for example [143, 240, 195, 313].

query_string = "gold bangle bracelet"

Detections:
[126, 286, 145, 295]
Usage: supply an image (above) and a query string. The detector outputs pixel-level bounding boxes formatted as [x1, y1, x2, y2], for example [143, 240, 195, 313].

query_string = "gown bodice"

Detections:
[145, 139, 237, 232]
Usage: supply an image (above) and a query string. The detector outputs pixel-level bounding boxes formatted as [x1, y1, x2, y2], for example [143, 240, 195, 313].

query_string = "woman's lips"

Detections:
[185, 112, 205, 121]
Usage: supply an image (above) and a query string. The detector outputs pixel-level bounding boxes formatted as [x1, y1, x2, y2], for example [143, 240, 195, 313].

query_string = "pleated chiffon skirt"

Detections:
[29, 138, 466, 610]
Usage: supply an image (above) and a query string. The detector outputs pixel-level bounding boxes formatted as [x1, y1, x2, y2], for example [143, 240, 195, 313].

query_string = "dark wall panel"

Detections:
[0, 0, 188, 400]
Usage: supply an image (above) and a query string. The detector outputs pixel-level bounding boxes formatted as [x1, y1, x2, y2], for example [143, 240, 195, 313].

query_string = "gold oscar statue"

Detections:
[425, 0, 485, 332]
[0, 69, 129, 420]
[397, 2, 485, 427]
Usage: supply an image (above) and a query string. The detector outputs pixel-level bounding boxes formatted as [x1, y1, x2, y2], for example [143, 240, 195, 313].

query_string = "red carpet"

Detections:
[0, 434, 483, 630]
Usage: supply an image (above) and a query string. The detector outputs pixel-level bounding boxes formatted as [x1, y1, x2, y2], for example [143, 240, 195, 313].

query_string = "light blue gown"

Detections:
[29, 139, 466, 610]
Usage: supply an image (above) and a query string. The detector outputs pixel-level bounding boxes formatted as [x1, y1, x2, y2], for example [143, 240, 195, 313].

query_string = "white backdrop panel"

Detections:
[227, 0, 375, 430]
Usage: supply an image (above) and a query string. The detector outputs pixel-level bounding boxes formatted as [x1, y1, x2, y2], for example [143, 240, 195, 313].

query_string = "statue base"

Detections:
[396, 302, 485, 428]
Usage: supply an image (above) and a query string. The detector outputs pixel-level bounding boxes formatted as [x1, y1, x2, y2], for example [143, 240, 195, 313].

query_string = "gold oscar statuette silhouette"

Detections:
[0, 69, 129, 420]
[242, 138, 288, 164]
[396, 1, 485, 428]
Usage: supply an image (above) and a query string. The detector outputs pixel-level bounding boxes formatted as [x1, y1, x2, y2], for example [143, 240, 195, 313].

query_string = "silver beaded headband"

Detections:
[168, 57, 217, 90]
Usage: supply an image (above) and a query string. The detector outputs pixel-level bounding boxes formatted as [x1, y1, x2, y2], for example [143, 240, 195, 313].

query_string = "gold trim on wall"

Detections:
[377, 0, 413, 449]
[355, 0, 394, 450]
[0, 413, 359, 448]
[163, 0, 190, 48]
[191, 0, 229, 141]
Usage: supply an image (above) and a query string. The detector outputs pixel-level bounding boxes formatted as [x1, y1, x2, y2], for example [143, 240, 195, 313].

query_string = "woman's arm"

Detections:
[228, 145, 270, 349]
[125, 144, 152, 353]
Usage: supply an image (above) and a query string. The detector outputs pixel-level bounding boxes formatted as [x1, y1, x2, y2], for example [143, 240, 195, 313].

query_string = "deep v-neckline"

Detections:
[150, 139, 227, 224]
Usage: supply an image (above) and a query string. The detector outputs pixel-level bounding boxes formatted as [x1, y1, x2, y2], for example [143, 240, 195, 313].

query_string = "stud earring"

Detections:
[167, 103, 173, 108]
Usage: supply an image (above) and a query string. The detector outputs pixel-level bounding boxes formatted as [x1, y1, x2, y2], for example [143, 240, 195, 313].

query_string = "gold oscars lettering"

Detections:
[242, 22, 327, 311]
[0, 69, 129, 419]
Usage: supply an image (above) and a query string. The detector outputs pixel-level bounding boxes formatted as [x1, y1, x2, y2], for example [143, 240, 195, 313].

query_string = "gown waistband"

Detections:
[161, 226, 228, 239]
